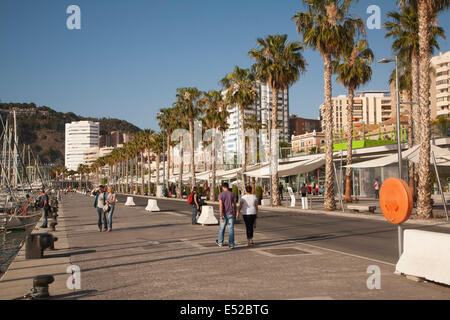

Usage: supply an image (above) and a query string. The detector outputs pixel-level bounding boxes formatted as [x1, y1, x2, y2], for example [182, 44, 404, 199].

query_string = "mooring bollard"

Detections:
[197, 206, 219, 225]
[25, 233, 58, 259]
[23, 275, 55, 299]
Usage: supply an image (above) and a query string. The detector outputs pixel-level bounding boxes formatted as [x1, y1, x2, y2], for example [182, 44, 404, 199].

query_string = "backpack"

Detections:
[187, 193, 194, 205]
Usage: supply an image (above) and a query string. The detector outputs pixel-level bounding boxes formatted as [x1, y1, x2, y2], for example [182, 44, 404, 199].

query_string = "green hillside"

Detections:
[0, 103, 141, 165]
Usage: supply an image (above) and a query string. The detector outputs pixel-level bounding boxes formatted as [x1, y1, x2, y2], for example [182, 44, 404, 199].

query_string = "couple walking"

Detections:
[92, 185, 117, 232]
[216, 183, 258, 249]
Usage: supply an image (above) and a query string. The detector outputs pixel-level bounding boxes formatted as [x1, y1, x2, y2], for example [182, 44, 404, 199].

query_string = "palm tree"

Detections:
[400, 0, 449, 219]
[158, 108, 176, 191]
[385, 2, 445, 200]
[171, 101, 188, 199]
[201, 90, 229, 201]
[221, 66, 258, 193]
[333, 39, 373, 203]
[152, 132, 164, 195]
[249, 34, 307, 206]
[174, 88, 203, 188]
[293, 0, 364, 211]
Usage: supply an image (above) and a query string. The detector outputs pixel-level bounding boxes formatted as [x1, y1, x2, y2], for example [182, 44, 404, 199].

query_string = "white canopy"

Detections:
[347, 145, 450, 169]
[245, 155, 325, 178]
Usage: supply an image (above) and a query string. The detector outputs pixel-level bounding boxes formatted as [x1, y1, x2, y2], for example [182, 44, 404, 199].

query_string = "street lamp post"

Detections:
[378, 56, 404, 259]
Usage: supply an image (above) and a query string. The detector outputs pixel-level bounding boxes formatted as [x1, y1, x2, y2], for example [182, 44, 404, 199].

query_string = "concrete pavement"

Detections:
[0, 192, 449, 300]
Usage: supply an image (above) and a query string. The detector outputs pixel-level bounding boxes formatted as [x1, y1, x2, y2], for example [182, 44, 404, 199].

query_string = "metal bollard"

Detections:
[23, 275, 55, 299]
[25, 233, 58, 259]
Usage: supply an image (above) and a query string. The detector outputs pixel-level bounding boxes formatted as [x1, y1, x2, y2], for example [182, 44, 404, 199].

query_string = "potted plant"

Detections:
[255, 186, 263, 205]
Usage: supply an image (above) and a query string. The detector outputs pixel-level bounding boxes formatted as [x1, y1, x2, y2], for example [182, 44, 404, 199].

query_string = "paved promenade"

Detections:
[0, 193, 449, 300]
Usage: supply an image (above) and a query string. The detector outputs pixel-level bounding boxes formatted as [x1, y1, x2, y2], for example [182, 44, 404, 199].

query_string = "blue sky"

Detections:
[1, 0, 449, 131]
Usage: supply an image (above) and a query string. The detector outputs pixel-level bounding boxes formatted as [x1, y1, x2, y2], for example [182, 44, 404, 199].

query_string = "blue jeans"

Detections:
[107, 205, 115, 230]
[192, 205, 199, 224]
[97, 207, 107, 230]
[41, 208, 48, 227]
[217, 215, 235, 247]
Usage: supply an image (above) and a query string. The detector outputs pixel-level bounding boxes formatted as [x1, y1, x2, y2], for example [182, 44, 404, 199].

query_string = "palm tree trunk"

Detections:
[271, 88, 280, 206]
[141, 152, 145, 195]
[156, 153, 160, 188]
[189, 119, 196, 188]
[210, 133, 216, 201]
[166, 134, 171, 191]
[126, 157, 129, 193]
[178, 136, 184, 199]
[147, 150, 151, 196]
[240, 106, 247, 194]
[344, 88, 354, 203]
[417, 0, 432, 219]
[323, 53, 336, 211]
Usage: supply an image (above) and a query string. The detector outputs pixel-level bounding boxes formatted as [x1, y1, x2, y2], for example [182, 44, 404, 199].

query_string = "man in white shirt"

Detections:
[238, 185, 259, 246]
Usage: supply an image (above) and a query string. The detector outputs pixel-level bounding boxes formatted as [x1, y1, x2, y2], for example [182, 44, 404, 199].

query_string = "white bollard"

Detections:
[396, 230, 450, 285]
[145, 199, 160, 212]
[156, 185, 163, 198]
[124, 197, 136, 206]
[197, 206, 219, 225]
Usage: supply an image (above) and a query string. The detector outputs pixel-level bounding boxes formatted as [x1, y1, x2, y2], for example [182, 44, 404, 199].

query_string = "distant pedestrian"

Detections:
[92, 185, 107, 232]
[105, 186, 117, 232]
[239, 185, 258, 246]
[301, 183, 308, 209]
[374, 179, 380, 199]
[216, 182, 238, 249]
[189, 186, 200, 225]
[38, 189, 50, 228]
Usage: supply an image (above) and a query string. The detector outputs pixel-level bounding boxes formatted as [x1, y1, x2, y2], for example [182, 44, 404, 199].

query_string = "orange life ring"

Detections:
[379, 178, 413, 224]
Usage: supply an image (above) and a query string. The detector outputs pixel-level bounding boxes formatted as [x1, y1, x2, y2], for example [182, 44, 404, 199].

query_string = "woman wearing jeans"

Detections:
[239, 185, 258, 246]
[106, 186, 117, 232]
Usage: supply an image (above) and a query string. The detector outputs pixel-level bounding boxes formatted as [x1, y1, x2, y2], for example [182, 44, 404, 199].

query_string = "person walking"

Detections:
[374, 179, 380, 199]
[216, 183, 238, 249]
[190, 186, 200, 225]
[38, 189, 50, 228]
[279, 183, 284, 201]
[238, 185, 258, 246]
[92, 185, 107, 232]
[105, 186, 117, 232]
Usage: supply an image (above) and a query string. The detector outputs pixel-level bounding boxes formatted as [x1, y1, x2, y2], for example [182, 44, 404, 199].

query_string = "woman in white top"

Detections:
[239, 185, 259, 246]
[105, 186, 117, 232]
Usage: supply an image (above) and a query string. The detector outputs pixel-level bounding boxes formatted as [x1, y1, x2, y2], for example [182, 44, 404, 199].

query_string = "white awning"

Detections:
[347, 145, 450, 168]
[245, 155, 325, 178]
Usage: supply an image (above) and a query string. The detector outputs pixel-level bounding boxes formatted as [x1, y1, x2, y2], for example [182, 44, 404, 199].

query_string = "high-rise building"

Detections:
[65, 121, 100, 171]
[431, 51, 450, 119]
[223, 82, 289, 156]
[320, 91, 393, 134]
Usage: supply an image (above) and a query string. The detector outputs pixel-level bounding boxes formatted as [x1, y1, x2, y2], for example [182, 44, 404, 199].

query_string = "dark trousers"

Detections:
[243, 215, 257, 240]
[375, 190, 379, 199]
[192, 206, 199, 224]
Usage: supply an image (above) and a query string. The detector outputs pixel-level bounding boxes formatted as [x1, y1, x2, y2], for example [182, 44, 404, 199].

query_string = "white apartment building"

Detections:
[223, 82, 289, 157]
[65, 121, 100, 171]
[320, 91, 393, 134]
[431, 51, 450, 118]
